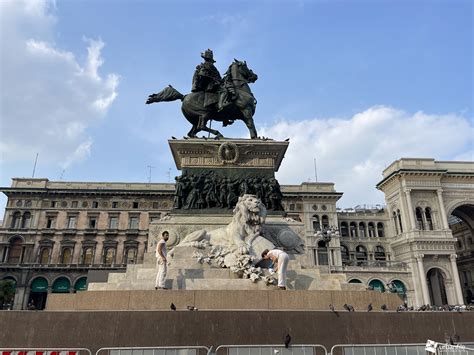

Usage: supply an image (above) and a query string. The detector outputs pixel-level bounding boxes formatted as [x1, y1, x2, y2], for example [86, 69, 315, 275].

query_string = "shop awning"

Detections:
[31, 277, 48, 292]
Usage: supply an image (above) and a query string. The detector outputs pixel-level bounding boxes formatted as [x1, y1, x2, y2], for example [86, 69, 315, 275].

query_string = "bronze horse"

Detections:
[146, 59, 258, 139]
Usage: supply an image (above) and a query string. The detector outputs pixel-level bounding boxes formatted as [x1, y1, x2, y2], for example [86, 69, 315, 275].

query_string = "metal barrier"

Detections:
[330, 343, 474, 355]
[1, 348, 92, 355]
[95, 346, 211, 355]
[215, 344, 328, 355]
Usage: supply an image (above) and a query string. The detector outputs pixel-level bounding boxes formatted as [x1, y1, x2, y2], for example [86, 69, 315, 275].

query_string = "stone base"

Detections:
[46, 289, 402, 311]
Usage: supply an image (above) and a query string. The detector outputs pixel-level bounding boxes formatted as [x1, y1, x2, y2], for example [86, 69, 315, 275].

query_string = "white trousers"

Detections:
[155, 260, 167, 288]
[277, 254, 289, 287]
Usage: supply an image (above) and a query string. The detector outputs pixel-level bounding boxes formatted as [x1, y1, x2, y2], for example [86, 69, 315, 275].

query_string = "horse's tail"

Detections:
[146, 85, 184, 104]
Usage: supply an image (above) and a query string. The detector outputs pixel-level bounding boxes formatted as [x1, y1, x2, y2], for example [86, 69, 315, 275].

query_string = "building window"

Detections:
[39, 248, 50, 264]
[416, 207, 425, 230]
[355, 245, 367, 263]
[21, 212, 32, 229]
[25, 200, 32, 207]
[289, 204, 295, 211]
[397, 209, 403, 233]
[392, 212, 399, 234]
[316, 240, 328, 265]
[112, 201, 119, 208]
[322, 215, 329, 229]
[350, 222, 357, 237]
[109, 216, 118, 229]
[374, 246, 386, 261]
[103, 248, 116, 265]
[312, 215, 320, 231]
[67, 216, 77, 229]
[358, 222, 366, 238]
[7, 237, 23, 264]
[82, 248, 94, 265]
[133, 202, 139, 209]
[71, 201, 78, 208]
[340, 245, 349, 263]
[368, 222, 375, 238]
[46, 217, 55, 229]
[340, 222, 349, 237]
[124, 248, 137, 264]
[61, 248, 72, 264]
[425, 207, 434, 230]
[92, 201, 99, 208]
[152, 202, 159, 209]
[129, 216, 139, 229]
[51, 201, 57, 208]
[88, 217, 97, 229]
[10, 211, 21, 229]
[377, 223, 384, 238]
[149, 214, 161, 223]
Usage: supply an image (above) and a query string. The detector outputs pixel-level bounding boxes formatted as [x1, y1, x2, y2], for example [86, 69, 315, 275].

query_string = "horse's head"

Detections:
[230, 59, 258, 83]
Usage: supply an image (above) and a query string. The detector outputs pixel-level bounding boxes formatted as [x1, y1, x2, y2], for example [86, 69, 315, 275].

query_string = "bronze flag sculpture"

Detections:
[146, 49, 259, 139]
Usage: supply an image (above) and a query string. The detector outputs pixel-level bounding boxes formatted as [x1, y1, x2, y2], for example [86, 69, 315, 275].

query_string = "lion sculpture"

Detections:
[179, 194, 275, 260]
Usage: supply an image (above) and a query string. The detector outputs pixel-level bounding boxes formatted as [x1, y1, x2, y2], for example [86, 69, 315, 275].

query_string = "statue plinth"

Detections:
[169, 138, 289, 172]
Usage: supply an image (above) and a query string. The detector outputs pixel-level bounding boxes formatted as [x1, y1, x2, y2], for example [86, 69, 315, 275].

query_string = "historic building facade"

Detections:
[1, 158, 472, 309]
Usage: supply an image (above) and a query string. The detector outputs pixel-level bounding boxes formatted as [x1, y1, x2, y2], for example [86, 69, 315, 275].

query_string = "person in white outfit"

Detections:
[262, 249, 289, 290]
[155, 231, 169, 290]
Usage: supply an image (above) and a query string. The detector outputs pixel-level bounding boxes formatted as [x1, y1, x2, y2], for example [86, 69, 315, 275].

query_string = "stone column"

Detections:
[116, 239, 125, 264]
[94, 241, 104, 265]
[404, 189, 416, 231]
[72, 241, 82, 264]
[416, 254, 430, 305]
[436, 189, 449, 230]
[450, 254, 464, 304]
[398, 191, 409, 234]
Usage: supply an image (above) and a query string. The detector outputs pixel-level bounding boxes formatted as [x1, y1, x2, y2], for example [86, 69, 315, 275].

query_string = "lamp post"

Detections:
[315, 226, 339, 273]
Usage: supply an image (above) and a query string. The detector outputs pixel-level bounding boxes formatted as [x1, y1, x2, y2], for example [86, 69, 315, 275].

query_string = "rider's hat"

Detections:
[201, 49, 215, 63]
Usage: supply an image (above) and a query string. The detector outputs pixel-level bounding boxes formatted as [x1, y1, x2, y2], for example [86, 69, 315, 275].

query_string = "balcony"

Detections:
[63, 229, 77, 236]
[126, 229, 139, 237]
[41, 228, 56, 235]
[84, 228, 98, 236]
[105, 229, 118, 236]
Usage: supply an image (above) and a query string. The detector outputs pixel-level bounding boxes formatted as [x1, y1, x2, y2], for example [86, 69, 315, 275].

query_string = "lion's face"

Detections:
[233, 194, 267, 232]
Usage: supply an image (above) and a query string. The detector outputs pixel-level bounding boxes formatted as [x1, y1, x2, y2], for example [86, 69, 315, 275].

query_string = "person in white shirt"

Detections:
[155, 231, 169, 290]
[261, 248, 289, 290]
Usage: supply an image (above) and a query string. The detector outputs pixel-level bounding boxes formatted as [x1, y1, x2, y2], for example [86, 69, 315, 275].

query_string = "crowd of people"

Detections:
[396, 303, 474, 312]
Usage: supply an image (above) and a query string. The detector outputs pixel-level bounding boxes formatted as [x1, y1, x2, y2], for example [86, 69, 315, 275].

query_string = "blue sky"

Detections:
[0, 0, 473, 215]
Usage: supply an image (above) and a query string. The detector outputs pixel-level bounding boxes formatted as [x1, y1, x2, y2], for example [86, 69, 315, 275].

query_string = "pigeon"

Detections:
[284, 333, 291, 349]
[285, 138, 290, 142]
[187, 305, 198, 311]
[343, 304, 354, 312]
[381, 304, 388, 311]
[329, 304, 335, 312]
[367, 303, 373, 312]
[171, 136, 177, 140]
[170, 302, 176, 311]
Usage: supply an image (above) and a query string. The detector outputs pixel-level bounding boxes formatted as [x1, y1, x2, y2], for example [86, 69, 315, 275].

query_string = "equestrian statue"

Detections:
[146, 49, 259, 139]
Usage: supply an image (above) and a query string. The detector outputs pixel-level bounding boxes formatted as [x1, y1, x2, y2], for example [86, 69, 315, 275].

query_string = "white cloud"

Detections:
[259, 106, 473, 208]
[0, 0, 119, 169]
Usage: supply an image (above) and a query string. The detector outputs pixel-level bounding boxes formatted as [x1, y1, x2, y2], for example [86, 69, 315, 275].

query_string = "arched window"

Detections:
[312, 215, 320, 231]
[322, 215, 329, 229]
[425, 207, 433, 230]
[82, 248, 94, 265]
[374, 246, 386, 261]
[392, 212, 399, 234]
[415, 207, 425, 230]
[355, 245, 367, 262]
[103, 248, 115, 265]
[52, 277, 71, 293]
[340, 222, 349, 237]
[359, 222, 366, 238]
[368, 279, 386, 293]
[377, 223, 384, 238]
[397, 209, 403, 233]
[124, 248, 137, 264]
[350, 222, 357, 237]
[21, 212, 31, 229]
[10, 212, 21, 229]
[368, 222, 375, 238]
[7, 237, 23, 264]
[61, 248, 72, 264]
[340, 245, 349, 263]
[39, 248, 50, 264]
